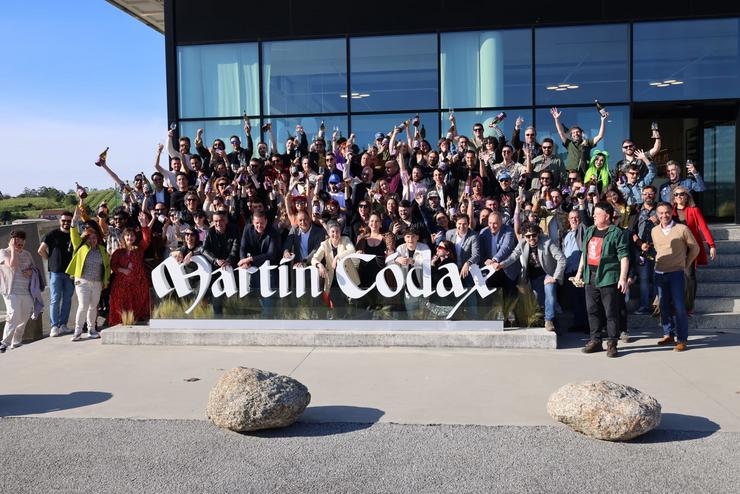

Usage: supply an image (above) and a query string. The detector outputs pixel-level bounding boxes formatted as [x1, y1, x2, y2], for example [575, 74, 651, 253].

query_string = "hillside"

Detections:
[0, 189, 120, 221]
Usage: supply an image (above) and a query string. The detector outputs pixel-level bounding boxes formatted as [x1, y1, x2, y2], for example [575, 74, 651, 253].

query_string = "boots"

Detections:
[606, 340, 618, 358]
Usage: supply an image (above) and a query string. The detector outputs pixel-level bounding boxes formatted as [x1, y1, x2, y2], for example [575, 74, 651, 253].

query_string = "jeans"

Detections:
[637, 260, 655, 309]
[585, 283, 621, 342]
[530, 275, 557, 322]
[74, 279, 102, 332]
[49, 272, 74, 328]
[655, 271, 689, 342]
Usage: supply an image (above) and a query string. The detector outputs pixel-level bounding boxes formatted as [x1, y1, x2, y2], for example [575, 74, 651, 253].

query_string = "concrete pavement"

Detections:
[1, 329, 738, 432]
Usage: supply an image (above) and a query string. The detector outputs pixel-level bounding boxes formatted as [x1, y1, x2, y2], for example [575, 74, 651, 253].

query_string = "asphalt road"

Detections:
[1, 418, 737, 493]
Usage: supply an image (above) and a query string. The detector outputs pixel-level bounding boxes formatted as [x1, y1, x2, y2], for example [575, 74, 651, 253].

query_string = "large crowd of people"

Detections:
[0, 108, 717, 357]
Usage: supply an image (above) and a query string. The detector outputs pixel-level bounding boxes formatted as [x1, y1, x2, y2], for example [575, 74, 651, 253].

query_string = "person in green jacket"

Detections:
[573, 201, 630, 358]
[66, 206, 111, 341]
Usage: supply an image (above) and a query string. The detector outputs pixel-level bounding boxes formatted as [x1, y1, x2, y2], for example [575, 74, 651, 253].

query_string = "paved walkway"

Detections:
[1, 329, 738, 432]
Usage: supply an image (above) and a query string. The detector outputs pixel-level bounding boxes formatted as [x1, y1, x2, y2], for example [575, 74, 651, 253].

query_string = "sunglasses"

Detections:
[358, 204, 370, 209]
[525, 133, 535, 137]
[524, 234, 538, 239]
[541, 146, 552, 150]
[623, 145, 634, 149]
[230, 140, 239, 144]
[674, 192, 687, 197]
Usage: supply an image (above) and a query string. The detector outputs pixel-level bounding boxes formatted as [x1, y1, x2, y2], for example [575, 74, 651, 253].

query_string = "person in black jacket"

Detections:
[201, 210, 240, 316]
[238, 211, 281, 317]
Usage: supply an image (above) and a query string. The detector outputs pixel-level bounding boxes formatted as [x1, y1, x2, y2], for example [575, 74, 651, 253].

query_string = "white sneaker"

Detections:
[71, 330, 83, 342]
[88, 330, 101, 339]
[50, 326, 60, 337]
[59, 325, 72, 335]
[10, 343, 23, 349]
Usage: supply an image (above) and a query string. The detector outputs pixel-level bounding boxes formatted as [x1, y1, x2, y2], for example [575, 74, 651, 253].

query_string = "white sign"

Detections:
[152, 254, 497, 320]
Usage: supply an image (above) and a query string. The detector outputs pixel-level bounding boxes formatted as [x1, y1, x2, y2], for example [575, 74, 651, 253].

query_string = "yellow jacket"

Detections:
[65, 225, 111, 288]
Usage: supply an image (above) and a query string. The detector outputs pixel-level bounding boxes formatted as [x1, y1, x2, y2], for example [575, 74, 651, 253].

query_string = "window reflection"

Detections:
[178, 44, 259, 118]
[439, 109, 533, 142]
[350, 34, 438, 112]
[441, 29, 531, 109]
[535, 24, 630, 106]
[180, 120, 246, 148]
[262, 39, 347, 116]
[633, 19, 740, 102]
[267, 116, 349, 152]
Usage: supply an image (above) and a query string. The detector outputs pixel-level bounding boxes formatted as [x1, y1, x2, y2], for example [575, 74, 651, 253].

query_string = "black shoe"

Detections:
[582, 340, 603, 354]
[0, 343, 6, 353]
[606, 341, 618, 358]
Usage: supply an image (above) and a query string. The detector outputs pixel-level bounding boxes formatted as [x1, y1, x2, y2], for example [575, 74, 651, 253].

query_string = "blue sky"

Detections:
[0, 0, 166, 196]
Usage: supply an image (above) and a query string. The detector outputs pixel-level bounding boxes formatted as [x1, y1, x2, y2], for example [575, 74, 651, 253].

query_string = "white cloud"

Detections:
[2, 115, 167, 196]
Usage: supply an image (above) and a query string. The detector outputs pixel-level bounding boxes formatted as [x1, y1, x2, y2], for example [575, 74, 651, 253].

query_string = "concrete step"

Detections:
[709, 225, 740, 241]
[714, 240, 740, 254]
[698, 282, 740, 297]
[103, 325, 558, 349]
[696, 267, 740, 282]
[714, 253, 740, 268]
[693, 297, 740, 313]
[629, 313, 740, 331]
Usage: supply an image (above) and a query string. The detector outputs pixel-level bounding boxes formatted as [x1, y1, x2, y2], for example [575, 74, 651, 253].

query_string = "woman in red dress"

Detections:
[109, 213, 151, 326]
[672, 186, 716, 312]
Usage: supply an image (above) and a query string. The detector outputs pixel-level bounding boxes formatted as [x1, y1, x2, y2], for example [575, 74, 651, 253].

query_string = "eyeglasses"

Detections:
[541, 146, 552, 150]
[622, 145, 634, 149]
[358, 204, 370, 209]
[568, 177, 577, 182]
[524, 234, 538, 239]
[473, 128, 483, 132]
[525, 133, 535, 137]
[230, 140, 239, 145]
[673, 192, 687, 197]
[186, 198, 198, 202]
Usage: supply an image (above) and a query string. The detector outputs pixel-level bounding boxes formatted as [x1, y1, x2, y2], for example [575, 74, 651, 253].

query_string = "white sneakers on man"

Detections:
[88, 330, 100, 339]
[50, 326, 60, 337]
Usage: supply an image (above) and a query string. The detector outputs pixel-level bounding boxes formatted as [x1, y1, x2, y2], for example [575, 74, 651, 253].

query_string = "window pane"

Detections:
[441, 30, 532, 108]
[178, 44, 259, 119]
[179, 120, 245, 149]
[535, 25, 629, 105]
[267, 116, 349, 154]
[263, 39, 347, 116]
[439, 109, 533, 142]
[351, 113, 440, 151]
[633, 19, 740, 102]
[350, 34, 438, 112]
[534, 106, 630, 171]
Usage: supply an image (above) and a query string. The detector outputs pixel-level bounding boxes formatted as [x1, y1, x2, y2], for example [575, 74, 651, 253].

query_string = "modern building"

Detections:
[112, 1, 740, 222]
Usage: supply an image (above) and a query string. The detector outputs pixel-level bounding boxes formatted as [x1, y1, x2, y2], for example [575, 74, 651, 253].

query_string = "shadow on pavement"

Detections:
[249, 406, 385, 438]
[0, 391, 113, 417]
[557, 330, 740, 353]
[634, 413, 721, 443]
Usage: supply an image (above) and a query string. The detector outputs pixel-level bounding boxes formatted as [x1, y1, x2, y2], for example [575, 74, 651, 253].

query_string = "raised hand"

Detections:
[550, 107, 561, 120]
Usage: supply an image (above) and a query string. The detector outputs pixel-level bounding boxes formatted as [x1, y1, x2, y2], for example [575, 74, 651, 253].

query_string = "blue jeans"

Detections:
[49, 272, 74, 328]
[638, 260, 655, 309]
[655, 271, 689, 342]
[531, 275, 557, 322]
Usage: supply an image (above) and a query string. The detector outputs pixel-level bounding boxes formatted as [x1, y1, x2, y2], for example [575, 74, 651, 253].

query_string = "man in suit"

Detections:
[201, 210, 241, 316]
[479, 211, 517, 320]
[283, 211, 326, 308]
[238, 211, 281, 318]
[446, 213, 480, 317]
[495, 223, 566, 331]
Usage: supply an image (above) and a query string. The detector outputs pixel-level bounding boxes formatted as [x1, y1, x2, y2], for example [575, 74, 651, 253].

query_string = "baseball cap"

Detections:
[328, 174, 341, 184]
[497, 171, 512, 181]
[374, 132, 385, 140]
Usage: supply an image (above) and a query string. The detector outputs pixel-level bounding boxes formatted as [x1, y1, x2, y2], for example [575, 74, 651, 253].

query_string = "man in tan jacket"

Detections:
[651, 202, 700, 351]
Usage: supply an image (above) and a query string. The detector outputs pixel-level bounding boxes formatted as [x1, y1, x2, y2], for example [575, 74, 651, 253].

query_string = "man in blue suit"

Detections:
[479, 211, 518, 321]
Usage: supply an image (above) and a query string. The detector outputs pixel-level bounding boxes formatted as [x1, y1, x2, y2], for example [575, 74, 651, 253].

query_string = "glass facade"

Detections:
[349, 34, 438, 113]
[440, 109, 534, 142]
[262, 38, 347, 115]
[633, 19, 740, 102]
[441, 29, 532, 109]
[177, 43, 259, 119]
[535, 24, 630, 106]
[175, 18, 738, 179]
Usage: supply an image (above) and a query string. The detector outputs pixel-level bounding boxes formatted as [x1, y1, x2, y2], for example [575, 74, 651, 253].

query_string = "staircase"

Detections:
[631, 223, 740, 331]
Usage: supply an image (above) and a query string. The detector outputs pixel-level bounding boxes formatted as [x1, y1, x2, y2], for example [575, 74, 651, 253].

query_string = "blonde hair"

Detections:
[672, 186, 696, 207]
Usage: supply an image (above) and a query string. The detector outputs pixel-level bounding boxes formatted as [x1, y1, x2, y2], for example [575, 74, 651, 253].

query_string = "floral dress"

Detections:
[108, 227, 151, 326]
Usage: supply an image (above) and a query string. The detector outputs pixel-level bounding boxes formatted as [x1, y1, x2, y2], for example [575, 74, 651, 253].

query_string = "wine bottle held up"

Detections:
[491, 111, 507, 126]
[95, 147, 109, 167]
[595, 99, 607, 117]
[75, 182, 88, 199]
[651, 121, 660, 139]
[412, 114, 420, 127]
